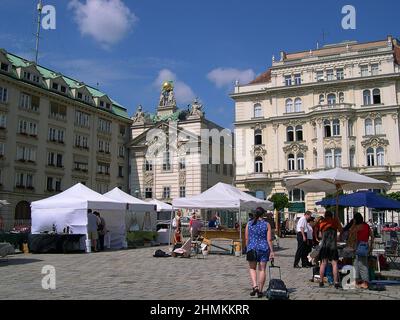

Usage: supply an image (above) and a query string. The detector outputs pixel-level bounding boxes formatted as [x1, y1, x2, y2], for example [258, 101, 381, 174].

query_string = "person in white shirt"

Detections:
[294, 211, 312, 268]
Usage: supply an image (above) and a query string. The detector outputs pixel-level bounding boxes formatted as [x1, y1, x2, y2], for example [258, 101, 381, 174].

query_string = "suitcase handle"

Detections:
[268, 259, 282, 280]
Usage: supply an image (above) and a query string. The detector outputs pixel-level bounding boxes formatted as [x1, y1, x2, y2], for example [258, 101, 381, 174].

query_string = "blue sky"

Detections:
[1, 0, 399, 128]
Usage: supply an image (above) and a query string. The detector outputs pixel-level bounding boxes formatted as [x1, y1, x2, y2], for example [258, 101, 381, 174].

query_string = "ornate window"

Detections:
[325, 149, 333, 168]
[254, 103, 262, 118]
[295, 125, 303, 141]
[327, 93, 336, 105]
[334, 149, 342, 167]
[377, 147, 384, 166]
[366, 147, 375, 167]
[297, 153, 304, 171]
[365, 119, 373, 135]
[294, 98, 302, 112]
[374, 118, 383, 135]
[255, 157, 263, 173]
[285, 99, 293, 113]
[319, 94, 325, 104]
[324, 120, 331, 137]
[363, 90, 371, 105]
[254, 129, 262, 145]
[332, 119, 340, 136]
[287, 126, 294, 142]
[373, 89, 381, 104]
[288, 154, 295, 171]
[15, 201, 31, 220]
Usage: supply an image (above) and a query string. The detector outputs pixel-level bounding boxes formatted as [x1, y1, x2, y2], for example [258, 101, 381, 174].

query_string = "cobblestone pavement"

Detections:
[0, 237, 399, 300]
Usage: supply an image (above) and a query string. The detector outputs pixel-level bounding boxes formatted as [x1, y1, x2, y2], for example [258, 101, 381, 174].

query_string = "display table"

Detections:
[29, 234, 85, 254]
[199, 229, 245, 249]
[0, 233, 29, 250]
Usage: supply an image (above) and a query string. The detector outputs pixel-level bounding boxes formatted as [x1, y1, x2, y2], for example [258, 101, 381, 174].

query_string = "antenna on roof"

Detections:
[35, 0, 43, 64]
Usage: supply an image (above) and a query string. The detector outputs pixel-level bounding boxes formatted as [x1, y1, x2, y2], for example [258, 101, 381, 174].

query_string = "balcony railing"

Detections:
[311, 103, 354, 112]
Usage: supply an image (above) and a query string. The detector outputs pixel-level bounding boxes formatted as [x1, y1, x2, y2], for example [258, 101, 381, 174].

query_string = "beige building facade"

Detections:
[231, 36, 400, 215]
[0, 49, 131, 230]
[129, 82, 234, 206]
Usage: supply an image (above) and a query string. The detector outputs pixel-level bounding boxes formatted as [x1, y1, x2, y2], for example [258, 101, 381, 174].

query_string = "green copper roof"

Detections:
[2, 50, 130, 120]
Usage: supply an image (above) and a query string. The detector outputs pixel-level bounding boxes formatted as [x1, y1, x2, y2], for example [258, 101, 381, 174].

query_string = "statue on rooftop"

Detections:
[132, 104, 145, 123]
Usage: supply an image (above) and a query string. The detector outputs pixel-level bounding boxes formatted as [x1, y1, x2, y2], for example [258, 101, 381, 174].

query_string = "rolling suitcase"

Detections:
[266, 260, 289, 300]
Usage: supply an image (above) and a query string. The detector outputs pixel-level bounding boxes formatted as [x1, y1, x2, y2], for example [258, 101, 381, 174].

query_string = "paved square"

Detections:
[0, 237, 399, 300]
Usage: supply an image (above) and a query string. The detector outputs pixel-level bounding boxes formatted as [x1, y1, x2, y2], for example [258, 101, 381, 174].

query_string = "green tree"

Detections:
[268, 193, 289, 212]
[385, 192, 400, 212]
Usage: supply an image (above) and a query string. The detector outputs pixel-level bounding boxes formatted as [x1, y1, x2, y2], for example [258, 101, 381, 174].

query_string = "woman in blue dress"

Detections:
[245, 207, 274, 297]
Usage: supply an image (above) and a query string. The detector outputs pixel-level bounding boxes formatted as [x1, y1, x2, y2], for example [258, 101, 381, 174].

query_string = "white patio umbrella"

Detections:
[284, 168, 390, 217]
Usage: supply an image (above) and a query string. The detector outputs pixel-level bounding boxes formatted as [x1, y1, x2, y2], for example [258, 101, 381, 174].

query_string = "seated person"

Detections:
[208, 215, 218, 228]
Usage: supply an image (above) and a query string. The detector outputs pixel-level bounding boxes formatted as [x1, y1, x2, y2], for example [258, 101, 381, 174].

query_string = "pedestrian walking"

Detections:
[94, 212, 106, 251]
[294, 211, 312, 268]
[87, 209, 100, 252]
[245, 207, 274, 298]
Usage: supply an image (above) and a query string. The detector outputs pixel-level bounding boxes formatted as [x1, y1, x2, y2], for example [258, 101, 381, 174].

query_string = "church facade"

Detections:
[128, 82, 234, 203]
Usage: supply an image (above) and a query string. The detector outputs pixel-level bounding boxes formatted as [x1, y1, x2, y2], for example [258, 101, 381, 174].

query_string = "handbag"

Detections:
[246, 249, 258, 262]
[356, 241, 369, 257]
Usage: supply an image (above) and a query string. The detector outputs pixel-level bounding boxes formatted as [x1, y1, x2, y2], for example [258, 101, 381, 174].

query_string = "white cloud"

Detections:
[68, 0, 137, 48]
[153, 69, 195, 104]
[207, 68, 255, 88]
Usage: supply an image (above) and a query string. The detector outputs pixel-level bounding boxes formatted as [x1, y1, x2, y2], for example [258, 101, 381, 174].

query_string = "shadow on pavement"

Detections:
[0, 257, 43, 266]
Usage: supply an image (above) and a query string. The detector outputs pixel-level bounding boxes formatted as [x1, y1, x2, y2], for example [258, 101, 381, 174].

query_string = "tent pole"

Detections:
[169, 207, 175, 247]
[239, 205, 242, 256]
[335, 185, 339, 220]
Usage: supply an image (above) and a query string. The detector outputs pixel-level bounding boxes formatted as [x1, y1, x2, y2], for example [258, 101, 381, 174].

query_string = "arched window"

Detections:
[373, 89, 381, 104]
[295, 125, 303, 141]
[367, 147, 375, 167]
[325, 149, 333, 168]
[255, 156, 263, 173]
[374, 118, 382, 135]
[332, 119, 340, 136]
[324, 120, 331, 137]
[287, 126, 294, 142]
[319, 94, 325, 104]
[297, 153, 304, 170]
[334, 149, 342, 168]
[285, 99, 293, 113]
[363, 90, 371, 105]
[339, 92, 344, 103]
[14, 201, 31, 220]
[254, 103, 262, 118]
[294, 98, 302, 112]
[288, 154, 295, 171]
[377, 147, 384, 166]
[327, 93, 336, 105]
[365, 119, 373, 135]
[254, 129, 262, 145]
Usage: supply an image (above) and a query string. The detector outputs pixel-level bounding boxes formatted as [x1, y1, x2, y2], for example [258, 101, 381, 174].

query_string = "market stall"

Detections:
[31, 183, 126, 252]
[148, 199, 173, 244]
[172, 182, 273, 252]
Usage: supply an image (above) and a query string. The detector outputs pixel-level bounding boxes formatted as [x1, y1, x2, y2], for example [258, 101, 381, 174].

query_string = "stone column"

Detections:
[316, 118, 324, 169]
[341, 116, 349, 168]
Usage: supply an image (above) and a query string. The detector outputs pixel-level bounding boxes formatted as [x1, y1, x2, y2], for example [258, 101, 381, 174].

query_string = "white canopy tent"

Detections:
[172, 182, 274, 248]
[104, 188, 157, 236]
[31, 184, 126, 249]
[148, 199, 173, 212]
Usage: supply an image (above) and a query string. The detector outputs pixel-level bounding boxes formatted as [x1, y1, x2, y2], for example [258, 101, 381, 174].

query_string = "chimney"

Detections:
[280, 51, 286, 61]
[388, 35, 393, 48]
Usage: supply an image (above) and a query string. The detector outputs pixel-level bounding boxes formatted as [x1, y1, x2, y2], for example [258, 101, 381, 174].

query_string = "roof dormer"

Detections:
[46, 75, 70, 96]
[95, 95, 113, 110]
[17, 64, 42, 85]
[71, 86, 94, 105]
[0, 49, 10, 73]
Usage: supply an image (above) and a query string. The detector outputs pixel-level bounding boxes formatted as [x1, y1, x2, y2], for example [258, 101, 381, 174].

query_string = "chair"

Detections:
[386, 241, 399, 269]
[173, 238, 192, 258]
